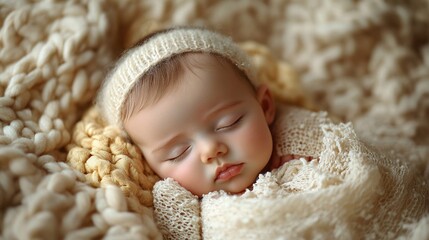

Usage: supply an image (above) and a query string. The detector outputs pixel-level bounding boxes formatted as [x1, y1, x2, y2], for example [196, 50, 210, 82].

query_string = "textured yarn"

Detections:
[153, 178, 201, 239]
[66, 107, 159, 209]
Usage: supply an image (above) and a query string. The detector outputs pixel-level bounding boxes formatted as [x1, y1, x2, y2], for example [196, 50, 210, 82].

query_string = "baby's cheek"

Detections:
[170, 162, 194, 182]
[169, 160, 206, 192]
[239, 123, 272, 157]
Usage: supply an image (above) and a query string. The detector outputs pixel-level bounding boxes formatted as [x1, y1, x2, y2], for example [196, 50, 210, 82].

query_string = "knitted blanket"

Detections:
[1, 0, 429, 239]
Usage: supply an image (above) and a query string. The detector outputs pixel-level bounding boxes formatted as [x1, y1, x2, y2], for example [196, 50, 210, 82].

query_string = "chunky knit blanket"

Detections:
[1, 0, 429, 239]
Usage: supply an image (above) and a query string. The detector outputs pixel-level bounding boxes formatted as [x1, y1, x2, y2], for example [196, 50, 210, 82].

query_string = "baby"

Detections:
[96, 27, 429, 239]
[97, 27, 316, 197]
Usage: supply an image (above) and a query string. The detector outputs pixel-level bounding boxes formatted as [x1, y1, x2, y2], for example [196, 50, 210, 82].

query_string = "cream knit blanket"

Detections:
[1, 0, 429, 239]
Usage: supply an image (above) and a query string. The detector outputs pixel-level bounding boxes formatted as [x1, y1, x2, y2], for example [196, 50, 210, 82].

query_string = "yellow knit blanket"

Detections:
[1, 0, 429, 239]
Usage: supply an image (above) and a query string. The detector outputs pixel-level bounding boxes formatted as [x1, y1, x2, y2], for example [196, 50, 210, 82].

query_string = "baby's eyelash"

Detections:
[216, 115, 243, 131]
[166, 146, 190, 163]
[231, 116, 243, 126]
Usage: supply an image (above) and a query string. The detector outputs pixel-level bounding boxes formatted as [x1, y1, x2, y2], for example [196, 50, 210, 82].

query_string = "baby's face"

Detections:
[124, 54, 275, 196]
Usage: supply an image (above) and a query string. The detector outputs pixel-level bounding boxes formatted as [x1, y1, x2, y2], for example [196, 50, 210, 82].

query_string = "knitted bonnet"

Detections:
[97, 27, 255, 128]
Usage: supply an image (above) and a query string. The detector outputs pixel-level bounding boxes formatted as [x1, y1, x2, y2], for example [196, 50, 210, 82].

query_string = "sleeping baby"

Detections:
[97, 27, 429, 239]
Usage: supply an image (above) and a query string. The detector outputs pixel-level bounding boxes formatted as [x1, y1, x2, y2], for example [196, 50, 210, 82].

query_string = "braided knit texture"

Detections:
[1, 0, 429, 239]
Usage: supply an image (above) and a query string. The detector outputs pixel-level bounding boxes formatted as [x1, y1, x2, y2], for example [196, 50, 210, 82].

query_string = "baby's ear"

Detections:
[152, 178, 202, 239]
[256, 84, 276, 124]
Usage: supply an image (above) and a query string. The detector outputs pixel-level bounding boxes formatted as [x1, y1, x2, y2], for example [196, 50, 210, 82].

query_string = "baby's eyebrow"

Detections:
[203, 101, 243, 121]
[151, 134, 183, 154]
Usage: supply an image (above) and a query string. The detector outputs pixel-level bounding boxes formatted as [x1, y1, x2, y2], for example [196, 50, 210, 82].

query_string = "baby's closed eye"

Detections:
[215, 114, 244, 131]
[166, 146, 191, 162]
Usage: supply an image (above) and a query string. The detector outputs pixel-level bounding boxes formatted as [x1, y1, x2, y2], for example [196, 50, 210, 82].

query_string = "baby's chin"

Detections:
[194, 172, 260, 197]
[219, 178, 257, 196]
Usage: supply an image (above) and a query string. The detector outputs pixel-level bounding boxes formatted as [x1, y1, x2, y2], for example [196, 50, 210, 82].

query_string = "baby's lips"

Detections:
[215, 163, 244, 182]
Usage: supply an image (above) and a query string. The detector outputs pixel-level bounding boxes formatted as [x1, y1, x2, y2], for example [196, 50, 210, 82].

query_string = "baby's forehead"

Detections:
[178, 52, 237, 68]
[172, 53, 254, 93]
[177, 52, 246, 78]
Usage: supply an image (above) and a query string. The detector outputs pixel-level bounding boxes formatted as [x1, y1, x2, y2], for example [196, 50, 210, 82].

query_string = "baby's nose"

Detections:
[200, 140, 228, 164]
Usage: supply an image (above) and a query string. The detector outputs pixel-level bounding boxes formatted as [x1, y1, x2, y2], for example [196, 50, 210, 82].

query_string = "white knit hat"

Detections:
[97, 27, 255, 128]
